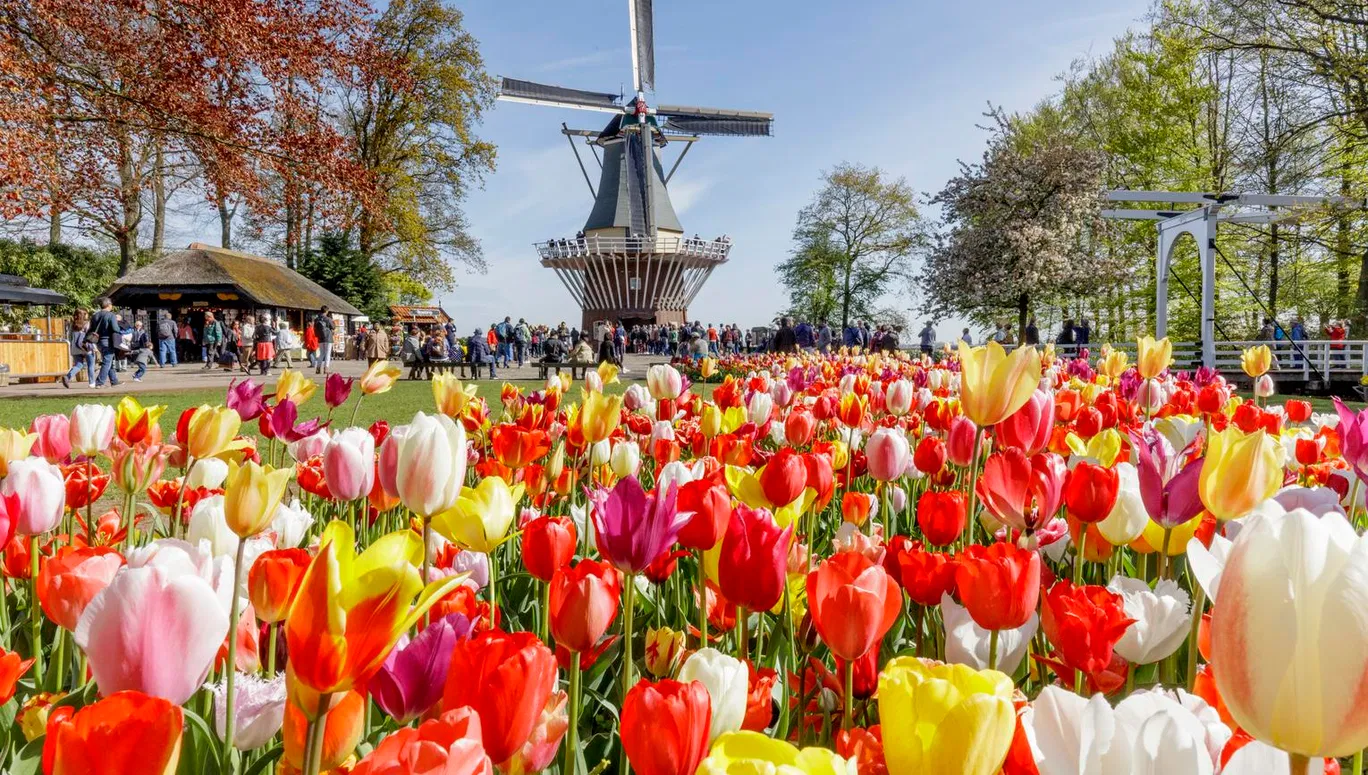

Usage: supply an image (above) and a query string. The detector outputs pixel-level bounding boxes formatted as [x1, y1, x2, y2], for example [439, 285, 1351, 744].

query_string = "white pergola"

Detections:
[1102, 191, 1365, 368]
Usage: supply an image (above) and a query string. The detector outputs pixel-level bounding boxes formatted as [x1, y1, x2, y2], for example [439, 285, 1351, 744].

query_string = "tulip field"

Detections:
[0, 341, 1363, 774]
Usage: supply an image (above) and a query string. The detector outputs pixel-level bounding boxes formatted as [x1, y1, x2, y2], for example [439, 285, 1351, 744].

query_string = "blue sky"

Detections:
[447, 0, 1151, 336]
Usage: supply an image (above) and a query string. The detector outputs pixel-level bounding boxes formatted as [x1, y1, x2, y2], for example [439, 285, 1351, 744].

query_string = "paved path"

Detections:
[2, 354, 669, 398]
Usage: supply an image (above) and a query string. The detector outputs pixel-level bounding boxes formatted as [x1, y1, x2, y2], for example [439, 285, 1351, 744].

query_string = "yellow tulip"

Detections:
[185, 405, 242, 460]
[1064, 427, 1123, 467]
[1241, 344, 1273, 378]
[1132, 511, 1204, 555]
[0, 429, 37, 476]
[826, 439, 849, 470]
[432, 373, 478, 418]
[274, 369, 317, 405]
[957, 341, 1042, 427]
[1098, 345, 1130, 379]
[644, 627, 686, 677]
[699, 732, 850, 774]
[223, 460, 293, 538]
[1199, 427, 1283, 520]
[1136, 335, 1173, 379]
[700, 357, 718, 379]
[114, 396, 166, 444]
[596, 360, 620, 385]
[359, 360, 401, 395]
[432, 477, 525, 554]
[877, 658, 1015, 775]
[580, 390, 623, 445]
[700, 403, 723, 439]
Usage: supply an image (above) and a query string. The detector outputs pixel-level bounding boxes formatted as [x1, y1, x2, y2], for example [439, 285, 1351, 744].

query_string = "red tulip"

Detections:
[718, 504, 792, 614]
[677, 470, 732, 551]
[885, 536, 958, 607]
[549, 560, 621, 653]
[37, 546, 124, 631]
[954, 542, 1040, 631]
[804, 452, 835, 512]
[915, 490, 967, 547]
[247, 548, 312, 624]
[0, 647, 33, 705]
[912, 435, 947, 475]
[785, 408, 816, 447]
[742, 662, 778, 732]
[807, 552, 900, 661]
[42, 691, 182, 775]
[974, 447, 1067, 533]
[1040, 580, 1134, 676]
[758, 447, 806, 508]
[522, 514, 577, 582]
[1074, 407, 1103, 439]
[1285, 399, 1312, 424]
[836, 726, 888, 775]
[945, 416, 977, 467]
[996, 389, 1054, 455]
[841, 491, 875, 527]
[621, 678, 712, 775]
[1063, 462, 1119, 524]
[444, 631, 557, 767]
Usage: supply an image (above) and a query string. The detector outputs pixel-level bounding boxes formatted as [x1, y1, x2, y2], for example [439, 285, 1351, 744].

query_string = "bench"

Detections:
[406, 360, 485, 380]
[535, 362, 590, 381]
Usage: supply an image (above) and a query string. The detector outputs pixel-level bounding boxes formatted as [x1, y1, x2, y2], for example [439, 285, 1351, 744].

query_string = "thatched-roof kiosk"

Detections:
[106, 243, 362, 316]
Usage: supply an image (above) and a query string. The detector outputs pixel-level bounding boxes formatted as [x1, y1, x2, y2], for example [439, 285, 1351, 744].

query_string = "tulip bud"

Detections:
[747, 392, 773, 427]
[1253, 373, 1275, 399]
[644, 626, 686, 677]
[545, 440, 566, 483]
[945, 416, 977, 468]
[224, 461, 293, 539]
[610, 441, 641, 479]
[700, 403, 723, 438]
[784, 409, 816, 447]
[885, 379, 915, 417]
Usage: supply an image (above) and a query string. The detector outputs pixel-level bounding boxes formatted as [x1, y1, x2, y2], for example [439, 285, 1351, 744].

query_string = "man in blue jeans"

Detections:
[89, 297, 120, 388]
[156, 311, 178, 366]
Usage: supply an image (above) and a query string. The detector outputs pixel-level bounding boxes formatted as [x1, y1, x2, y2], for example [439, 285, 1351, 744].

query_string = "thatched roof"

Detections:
[106, 243, 362, 316]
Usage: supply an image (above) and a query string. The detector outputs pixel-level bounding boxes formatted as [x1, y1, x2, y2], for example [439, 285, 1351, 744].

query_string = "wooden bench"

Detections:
[406, 360, 485, 380]
[535, 362, 590, 381]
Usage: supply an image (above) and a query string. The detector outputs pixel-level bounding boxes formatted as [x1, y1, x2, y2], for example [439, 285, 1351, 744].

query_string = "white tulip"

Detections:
[940, 592, 1036, 674]
[1108, 576, 1190, 665]
[287, 428, 331, 462]
[68, 403, 115, 457]
[609, 441, 641, 479]
[269, 499, 314, 549]
[186, 457, 229, 489]
[1272, 484, 1346, 518]
[589, 438, 611, 467]
[747, 391, 773, 427]
[393, 412, 466, 518]
[1222, 740, 1330, 775]
[678, 647, 747, 743]
[210, 672, 286, 750]
[1185, 532, 1234, 602]
[1097, 462, 1148, 545]
[186, 495, 238, 558]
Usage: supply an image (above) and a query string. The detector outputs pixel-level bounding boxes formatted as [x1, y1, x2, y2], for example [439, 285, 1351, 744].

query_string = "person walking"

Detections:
[275, 320, 296, 369]
[771, 317, 798, 354]
[89, 298, 120, 388]
[202, 312, 225, 368]
[313, 306, 334, 374]
[129, 319, 153, 382]
[364, 323, 389, 366]
[155, 311, 177, 367]
[918, 321, 935, 356]
[62, 310, 95, 388]
[177, 317, 196, 363]
[1024, 317, 1040, 346]
[253, 316, 276, 375]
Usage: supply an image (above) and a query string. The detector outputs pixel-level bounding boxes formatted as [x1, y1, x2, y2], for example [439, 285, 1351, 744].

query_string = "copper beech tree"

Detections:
[0, 0, 386, 275]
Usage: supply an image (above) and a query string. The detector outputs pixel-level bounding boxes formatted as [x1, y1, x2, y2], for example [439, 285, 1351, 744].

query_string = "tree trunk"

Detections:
[115, 132, 141, 277]
[1338, 171, 1353, 320]
[117, 233, 137, 278]
[48, 205, 61, 246]
[152, 144, 166, 256]
[217, 195, 233, 250]
[1017, 292, 1029, 345]
[840, 256, 853, 329]
[1267, 222, 1279, 318]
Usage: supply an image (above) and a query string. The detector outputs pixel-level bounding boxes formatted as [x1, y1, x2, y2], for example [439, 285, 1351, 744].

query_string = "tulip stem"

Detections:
[987, 628, 1000, 672]
[303, 693, 333, 775]
[1289, 754, 1312, 775]
[620, 574, 636, 775]
[842, 660, 854, 731]
[1352, 750, 1363, 775]
[695, 550, 708, 646]
[541, 580, 551, 643]
[1185, 586, 1206, 692]
[1073, 530, 1087, 586]
[737, 604, 748, 661]
[52, 628, 66, 693]
[266, 623, 277, 676]
[223, 539, 246, 757]
[488, 544, 500, 612]
[84, 458, 93, 544]
[421, 516, 433, 627]
[172, 458, 199, 540]
[965, 429, 984, 544]
[565, 651, 582, 775]
[1158, 527, 1174, 580]
[29, 534, 41, 684]
[348, 394, 364, 427]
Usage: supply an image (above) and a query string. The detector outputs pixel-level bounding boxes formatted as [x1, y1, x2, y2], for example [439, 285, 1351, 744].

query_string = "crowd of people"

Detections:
[766, 318, 904, 353]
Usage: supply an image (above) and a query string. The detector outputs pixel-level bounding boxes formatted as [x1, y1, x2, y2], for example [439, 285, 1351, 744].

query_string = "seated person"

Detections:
[216, 349, 239, 371]
[568, 338, 595, 364]
[401, 326, 424, 363]
[540, 336, 566, 363]
[423, 335, 449, 362]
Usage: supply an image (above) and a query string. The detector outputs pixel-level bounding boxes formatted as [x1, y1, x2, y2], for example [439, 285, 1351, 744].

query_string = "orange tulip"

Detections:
[248, 548, 312, 624]
[807, 552, 900, 662]
[491, 425, 551, 469]
[282, 688, 365, 771]
[283, 521, 460, 706]
[351, 707, 492, 775]
[37, 546, 124, 631]
[114, 397, 165, 446]
[42, 691, 182, 775]
[0, 646, 33, 704]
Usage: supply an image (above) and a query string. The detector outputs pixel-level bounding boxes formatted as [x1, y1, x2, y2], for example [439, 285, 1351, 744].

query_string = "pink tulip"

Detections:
[945, 415, 978, 468]
[322, 428, 376, 502]
[974, 448, 1067, 532]
[885, 379, 915, 417]
[995, 389, 1054, 455]
[68, 404, 115, 458]
[377, 427, 404, 499]
[74, 563, 231, 705]
[865, 428, 910, 483]
[393, 413, 467, 518]
[29, 414, 71, 464]
[325, 373, 355, 409]
[2, 457, 65, 536]
[287, 428, 331, 463]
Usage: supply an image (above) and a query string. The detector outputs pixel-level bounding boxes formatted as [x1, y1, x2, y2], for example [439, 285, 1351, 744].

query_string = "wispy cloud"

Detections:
[536, 49, 624, 74]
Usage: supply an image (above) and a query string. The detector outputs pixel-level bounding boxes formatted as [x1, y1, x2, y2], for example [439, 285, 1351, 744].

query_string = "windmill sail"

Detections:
[499, 78, 622, 112]
[629, 0, 655, 91]
[657, 104, 774, 136]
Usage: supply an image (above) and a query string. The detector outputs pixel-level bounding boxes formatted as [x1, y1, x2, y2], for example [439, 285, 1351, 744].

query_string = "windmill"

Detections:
[497, 0, 773, 331]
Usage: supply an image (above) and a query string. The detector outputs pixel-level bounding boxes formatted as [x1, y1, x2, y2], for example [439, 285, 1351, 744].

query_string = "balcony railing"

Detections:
[535, 235, 732, 262]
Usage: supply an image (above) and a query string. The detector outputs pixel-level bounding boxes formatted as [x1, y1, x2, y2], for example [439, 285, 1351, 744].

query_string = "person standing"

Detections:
[313, 306, 334, 374]
[177, 317, 196, 363]
[89, 298, 120, 388]
[253, 316, 276, 375]
[918, 321, 935, 356]
[202, 312, 225, 368]
[771, 317, 798, 354]
[155, 311, 177, 367]
[960, 327, 973, 346]
[62, 310, 95, 388]
[514, 318, 530, 367]
[364, 323, 389, 366]
[1024, 317, 1040, 346]
[1055, 319, 1076, 352]
[275, 320, 296, 369]
[1075, 318, 1091, 346]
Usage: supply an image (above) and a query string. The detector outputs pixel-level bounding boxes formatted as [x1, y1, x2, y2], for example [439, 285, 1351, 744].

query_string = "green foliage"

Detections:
[0, 238, 118, 311]
[298, 232, 391, 320]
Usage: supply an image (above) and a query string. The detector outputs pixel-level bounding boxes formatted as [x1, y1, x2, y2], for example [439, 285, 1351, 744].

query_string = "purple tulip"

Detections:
[587, 476, 689, 574]
[226, 379, 266, 421]
[1132, 428, 1205, 528]
[325, 373, 355, 409]
[1335, 398, 1368, 485]
[368, 613, 472, 723]
[269, 399, 328, 443]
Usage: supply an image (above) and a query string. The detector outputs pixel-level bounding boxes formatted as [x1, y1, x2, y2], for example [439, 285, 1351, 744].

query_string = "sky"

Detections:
[443, 0, 1152, 337]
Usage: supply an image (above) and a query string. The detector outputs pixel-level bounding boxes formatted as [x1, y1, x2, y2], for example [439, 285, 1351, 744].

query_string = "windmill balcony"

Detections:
[535, 235, 732, 262]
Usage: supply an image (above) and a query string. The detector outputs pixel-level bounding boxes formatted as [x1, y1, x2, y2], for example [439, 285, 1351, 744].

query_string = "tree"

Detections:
[778, 163, 926, 329]
[922, 112, 1125, 340]
[0, 238, 118, 310]
[298, 232, 389, 321]
[341, 0, 497, 297]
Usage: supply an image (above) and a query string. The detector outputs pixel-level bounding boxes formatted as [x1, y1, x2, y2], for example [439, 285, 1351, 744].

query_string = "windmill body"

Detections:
[497, 2, 772, 331]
